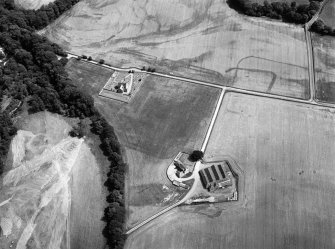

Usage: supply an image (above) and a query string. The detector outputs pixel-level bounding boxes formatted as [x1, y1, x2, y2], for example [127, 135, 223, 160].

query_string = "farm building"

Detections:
[199, 161, 233, 192]
[174, 159, 186, 172]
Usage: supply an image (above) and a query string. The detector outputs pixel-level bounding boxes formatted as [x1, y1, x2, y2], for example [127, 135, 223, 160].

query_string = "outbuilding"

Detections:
[199, 161, 232, 192]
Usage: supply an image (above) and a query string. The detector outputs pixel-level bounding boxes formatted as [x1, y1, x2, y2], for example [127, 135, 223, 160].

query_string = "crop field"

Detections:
[319, 0, 335, 27]
[65, 59, 114, 96]
[66, 60, 221, 227]
[311, 34, 335, 103]
[70, 143, 106, 249]
[14, 0, 55, 10]
[125, 92, 335, 249]
[43, 0, 309, 99]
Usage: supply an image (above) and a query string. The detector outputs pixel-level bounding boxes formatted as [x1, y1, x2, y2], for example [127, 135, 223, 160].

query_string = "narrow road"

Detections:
[67, 52, 335, 109]
[304, 0, 330, 101]
[125, 200, 183, 235]
[201, 89, 225, 152]
[304, 28, 316, 101]
[305, 0, 329, 28]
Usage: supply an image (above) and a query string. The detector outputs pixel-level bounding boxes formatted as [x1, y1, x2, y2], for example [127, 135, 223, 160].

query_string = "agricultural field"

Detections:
[65, 60, 221, 227]
[311, 33, 335, 103]
[125, 92, 335, 249]
[14, 0, 55, 9]
[65, 59, 114, 96]
[318, 0, 335, 27]
[42, 0, 309, 99]
[69, 142, 106, 249]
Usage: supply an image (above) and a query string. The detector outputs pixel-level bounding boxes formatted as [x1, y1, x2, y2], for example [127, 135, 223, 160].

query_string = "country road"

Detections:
[305, 0, 329, 28]
[304, 28, 316, 101]
[304, 0, 330, 101]
[67, 52, 335, 109]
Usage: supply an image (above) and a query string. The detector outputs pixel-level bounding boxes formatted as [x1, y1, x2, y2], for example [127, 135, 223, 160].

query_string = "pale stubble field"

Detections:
[43, 0, 310, 98]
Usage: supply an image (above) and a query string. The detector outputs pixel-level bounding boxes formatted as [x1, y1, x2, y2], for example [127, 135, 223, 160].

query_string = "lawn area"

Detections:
[125, 92, 335, 249]
[66, 60, 221, 228]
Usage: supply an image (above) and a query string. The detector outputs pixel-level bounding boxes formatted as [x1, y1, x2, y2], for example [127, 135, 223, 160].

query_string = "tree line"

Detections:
[71, 110, 126, 248]
[228, 0, 335, 36]
[0, 0, 126, 248]
[0, 112, 16, 174]
[0, 0, 80, 30]
[228, 0, 323, 24]
[91, 113, 126, 249]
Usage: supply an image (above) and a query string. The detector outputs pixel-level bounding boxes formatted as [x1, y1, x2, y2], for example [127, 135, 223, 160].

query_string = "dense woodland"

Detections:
[228, 0, 335, 36]
[0, 0, 125, 248]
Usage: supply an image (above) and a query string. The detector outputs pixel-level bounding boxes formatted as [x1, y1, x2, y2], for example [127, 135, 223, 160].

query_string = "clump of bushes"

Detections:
[310, 19, 335, 36]
[189, 150, 204, 162]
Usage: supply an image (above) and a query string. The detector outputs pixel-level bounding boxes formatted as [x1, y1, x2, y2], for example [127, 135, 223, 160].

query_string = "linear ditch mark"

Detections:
[225, 67, 277, 93]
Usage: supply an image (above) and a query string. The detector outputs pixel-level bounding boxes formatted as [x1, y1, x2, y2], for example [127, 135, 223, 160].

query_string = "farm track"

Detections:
[304, 0, 330, 101]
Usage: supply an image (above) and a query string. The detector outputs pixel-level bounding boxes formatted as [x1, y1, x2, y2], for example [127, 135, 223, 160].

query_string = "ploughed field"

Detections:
[312, 33, 335, 103]
[125, 92, 335, 249]
[65, 59, 221, 228]
[43, 0, 309, 99]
